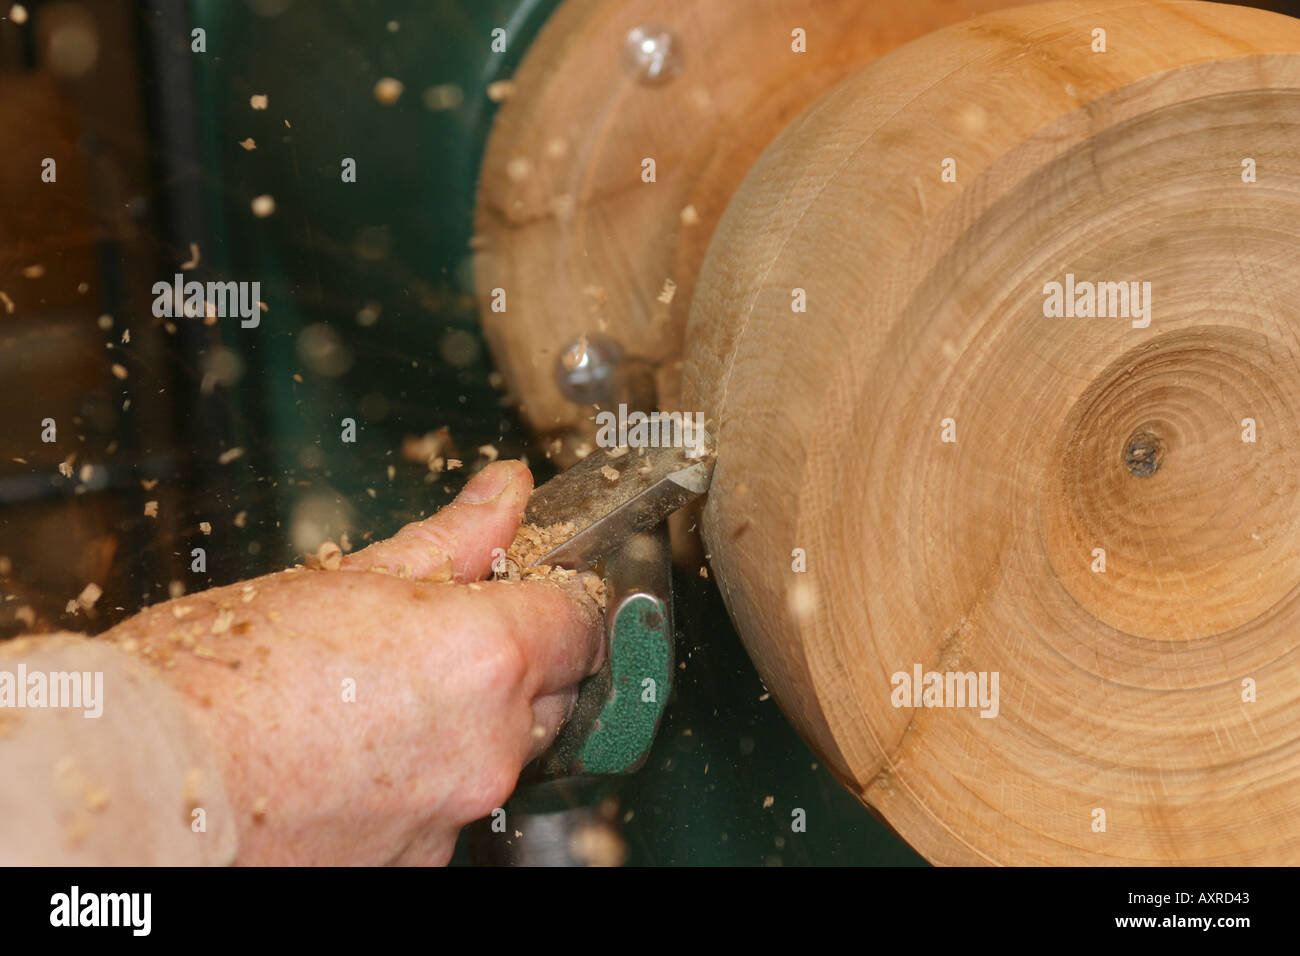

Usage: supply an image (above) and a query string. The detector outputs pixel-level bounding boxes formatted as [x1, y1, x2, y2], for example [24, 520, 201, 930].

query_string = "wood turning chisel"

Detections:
[512, 428, 715, 781]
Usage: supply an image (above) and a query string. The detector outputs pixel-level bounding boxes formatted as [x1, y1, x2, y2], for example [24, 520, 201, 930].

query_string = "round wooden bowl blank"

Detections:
[474, 0, 1029, 446]
[684, 0, 1300, 864]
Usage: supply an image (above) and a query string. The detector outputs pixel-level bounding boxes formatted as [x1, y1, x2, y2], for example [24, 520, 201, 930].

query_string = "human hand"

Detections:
[103, 460, 604, 865]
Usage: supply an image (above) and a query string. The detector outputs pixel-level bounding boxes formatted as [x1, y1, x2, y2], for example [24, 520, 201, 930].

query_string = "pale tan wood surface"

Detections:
[685, 0, 1300, 864]
[475, 0, 1028, 448]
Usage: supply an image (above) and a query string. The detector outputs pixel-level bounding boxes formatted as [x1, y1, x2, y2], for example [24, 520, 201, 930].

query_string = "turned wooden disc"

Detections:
[685, 0, 1300, 864]
[474, 0, 1027, 446]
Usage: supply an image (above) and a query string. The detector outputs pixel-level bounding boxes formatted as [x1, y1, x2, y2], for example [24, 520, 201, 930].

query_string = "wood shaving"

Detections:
[423, 83, 463, 111]
[426, 556, 453, 583]
[234, 509, 247, 526]
[657, 278, 677, 305]
[21, 264, 44, 279]
[76, 583, 102, 609]
[478, 444, 499, 462]
[250, 195, 276, 218]
[446, 458, 463, 470]
[62, 811, 92, 849]
[0, 291, 13, 313]
[605, 446, 628, 459]
[183, 768, 203, 812]
[503, 522, 574, 569]
[218, 447, 245, 465]
[401, 429, 449, 465]
[581, 574, 606, 608]
[140, 478, 158, 490]
[568, 822, 626, 867]
[250, 94, 268, 110]
[9, 4, 28, 25]
[54, 756, 82, 796]
[252, 796, 269, 820]
[211, 611, 234, 634]
[192, 645, 240, 668]
[180, 242, 200, 270]
[305, 541, 342, 570]
[83, 785, 110, 813]
[601, 465, 620, 483]
[143, 500, 159, 518]
[239, 137, 257, 150]
[680, 204, 700, 226]
[496, 522, 607, 610]
[373, 77, 404, 104]
[199, 521, 211, 535]
[111, 363, 128, 380]
[486, 79, 516, 102]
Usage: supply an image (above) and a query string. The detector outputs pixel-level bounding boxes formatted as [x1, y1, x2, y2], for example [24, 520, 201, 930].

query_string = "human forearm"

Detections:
[0, 632, 238, 865]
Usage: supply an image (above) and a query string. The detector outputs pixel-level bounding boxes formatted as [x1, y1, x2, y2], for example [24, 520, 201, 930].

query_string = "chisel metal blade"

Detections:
[524, 430, 716, 572]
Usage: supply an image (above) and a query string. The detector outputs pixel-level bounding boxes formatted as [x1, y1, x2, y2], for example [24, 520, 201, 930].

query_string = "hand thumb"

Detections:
[341, 460, 531, 582]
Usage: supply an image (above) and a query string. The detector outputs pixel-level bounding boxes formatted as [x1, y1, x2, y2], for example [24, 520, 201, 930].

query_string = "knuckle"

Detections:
[469, 629, 528, 693]
[400, 522, 457, 566]
[482, 763, 522, 816]
[462, 761, 522, 822]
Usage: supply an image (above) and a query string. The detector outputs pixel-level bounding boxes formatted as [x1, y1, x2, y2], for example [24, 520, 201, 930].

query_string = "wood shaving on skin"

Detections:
[496, 522, 607, 611]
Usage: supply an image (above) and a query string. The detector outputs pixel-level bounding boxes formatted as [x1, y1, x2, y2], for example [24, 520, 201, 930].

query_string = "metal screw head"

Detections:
[622, 24, 682, 86]
[555, 333, 624, 404]
[1123, 430, 1164, 478]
